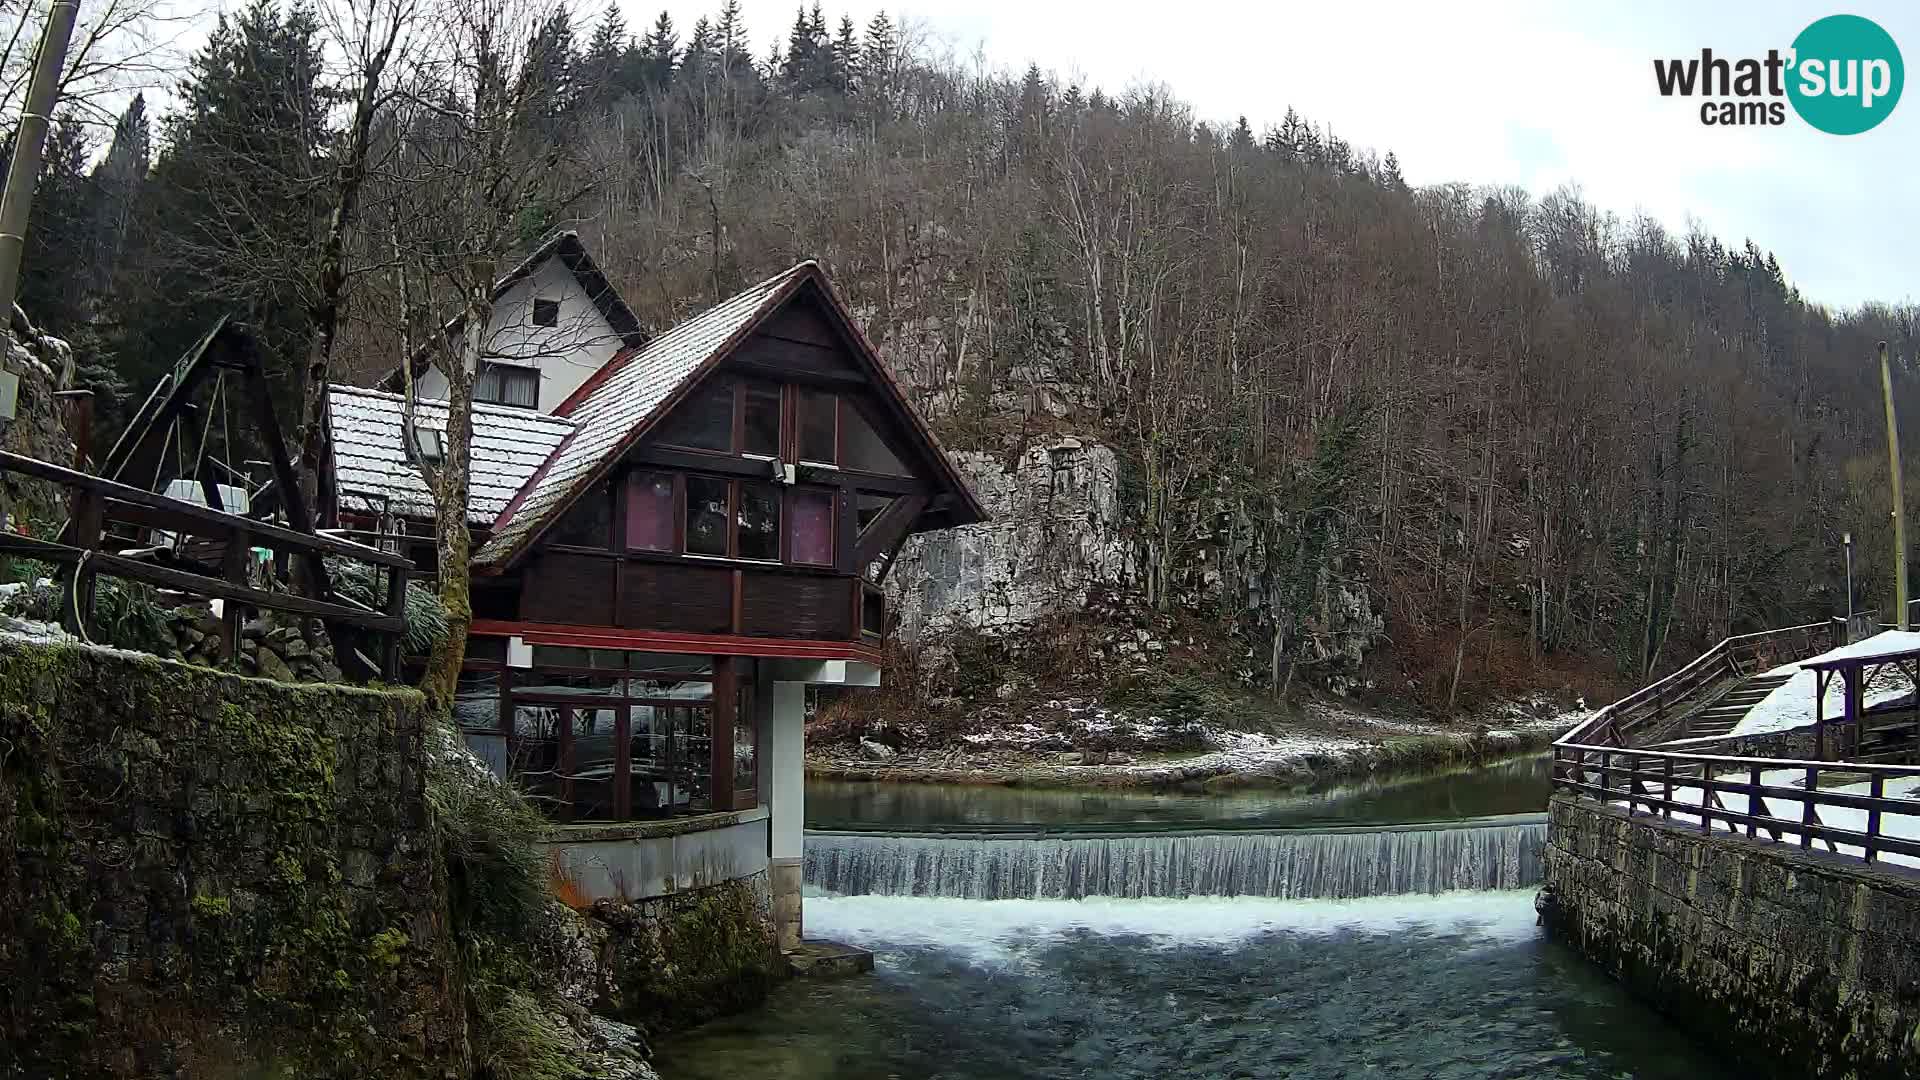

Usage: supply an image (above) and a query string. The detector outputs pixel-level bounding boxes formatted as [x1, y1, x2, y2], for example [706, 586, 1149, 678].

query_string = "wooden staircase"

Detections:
[1680, 670, 1797, 740]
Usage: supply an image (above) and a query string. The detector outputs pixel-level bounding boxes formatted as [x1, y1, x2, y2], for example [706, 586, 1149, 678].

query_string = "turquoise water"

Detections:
[806, 753, 1553, 831]
[657, 758, 1726, 1078]
[656, 891, 1728, 1079]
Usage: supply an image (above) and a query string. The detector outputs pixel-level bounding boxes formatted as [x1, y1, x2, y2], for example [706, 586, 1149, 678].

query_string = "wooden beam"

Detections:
[854, 494, 927, 569]
[97, 317, 228, 486]
[0, 453, 407, 568]
[0, 529, 401, 632]
[723, 357, 867, 389]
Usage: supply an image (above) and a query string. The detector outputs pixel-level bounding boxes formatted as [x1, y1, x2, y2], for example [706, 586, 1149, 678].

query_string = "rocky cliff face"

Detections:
[888, 438, 1130, 641]
[886, 435, 1386, 696]
[1, 320, 76, 530]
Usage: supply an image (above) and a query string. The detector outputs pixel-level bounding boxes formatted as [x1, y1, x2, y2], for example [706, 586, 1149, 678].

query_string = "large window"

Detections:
[651, 376, 914, 478]
[476, 361, 539, 409]
[788, 488, 835, 565]
[742, 381, 782, 457]
[657, 379, 735, 451]
[625, 471, 675, 551]
[455, 648, 757, 822]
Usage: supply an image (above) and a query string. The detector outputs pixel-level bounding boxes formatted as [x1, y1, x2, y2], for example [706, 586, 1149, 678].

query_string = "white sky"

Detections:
[618, 0, 1918, 313]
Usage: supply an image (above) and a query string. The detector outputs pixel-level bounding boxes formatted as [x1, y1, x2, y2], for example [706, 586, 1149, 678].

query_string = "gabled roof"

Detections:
[376, 230, 646, 392]
[328, 385, 575, 524]
[473, 260, 987, 570]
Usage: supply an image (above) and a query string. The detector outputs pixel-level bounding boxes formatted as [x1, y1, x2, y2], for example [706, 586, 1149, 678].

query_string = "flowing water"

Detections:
[806, 819, 1545, 899]
[806, 751, 1553, 830]
[657, 755, 1730, 1078]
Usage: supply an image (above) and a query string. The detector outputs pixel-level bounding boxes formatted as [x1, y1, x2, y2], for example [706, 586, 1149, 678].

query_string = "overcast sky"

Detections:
[621, 0, 1917, 313]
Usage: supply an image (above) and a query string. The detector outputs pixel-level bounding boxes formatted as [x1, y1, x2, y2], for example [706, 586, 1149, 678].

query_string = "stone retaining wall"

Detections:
[0, 633, 467, 1078]
[1541, 793, 1920, 1079]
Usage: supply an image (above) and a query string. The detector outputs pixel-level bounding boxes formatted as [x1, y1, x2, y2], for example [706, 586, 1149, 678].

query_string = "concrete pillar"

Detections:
[767, 679, 805, 952]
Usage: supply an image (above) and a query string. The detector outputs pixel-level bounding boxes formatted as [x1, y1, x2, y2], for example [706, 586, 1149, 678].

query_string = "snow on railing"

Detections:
[1553, 618, 1920, 868]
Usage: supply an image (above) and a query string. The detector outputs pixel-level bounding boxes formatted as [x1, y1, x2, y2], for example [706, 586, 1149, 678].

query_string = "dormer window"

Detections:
[531, 297, 560, 327]
[476, 361, 539, 409]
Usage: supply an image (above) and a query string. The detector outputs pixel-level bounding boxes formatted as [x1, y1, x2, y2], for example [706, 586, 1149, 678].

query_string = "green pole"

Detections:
[1881, 341, 1908, 630]
[0, 0, 81, 317]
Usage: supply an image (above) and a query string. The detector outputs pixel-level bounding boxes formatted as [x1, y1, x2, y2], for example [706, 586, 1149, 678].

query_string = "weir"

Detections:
[805, 814, 1546, 900]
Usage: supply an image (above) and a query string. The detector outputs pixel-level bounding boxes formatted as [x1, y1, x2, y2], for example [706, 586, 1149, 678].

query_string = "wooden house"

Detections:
[324, 233, 985, 940]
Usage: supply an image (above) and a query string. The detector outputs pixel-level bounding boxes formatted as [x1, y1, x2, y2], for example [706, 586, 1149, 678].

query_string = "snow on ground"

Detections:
[1604, 769, 1920, 869]
[1735, 630, 1920, 738]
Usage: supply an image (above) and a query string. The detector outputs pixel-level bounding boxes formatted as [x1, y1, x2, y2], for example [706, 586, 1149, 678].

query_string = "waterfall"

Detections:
[804, 817, 1546, 901]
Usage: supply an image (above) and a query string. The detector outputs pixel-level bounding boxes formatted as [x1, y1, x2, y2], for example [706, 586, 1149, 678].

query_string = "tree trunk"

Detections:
[297, 26, 400, 522]
[419, 281, 488, 713]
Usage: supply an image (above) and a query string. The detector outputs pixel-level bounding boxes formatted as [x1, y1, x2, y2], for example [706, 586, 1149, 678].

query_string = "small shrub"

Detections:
[328, 558, 448, 655]
[425, 721, 549, 945]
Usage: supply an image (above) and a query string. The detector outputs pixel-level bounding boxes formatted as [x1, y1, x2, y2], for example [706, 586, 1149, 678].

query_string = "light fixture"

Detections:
[411, 421, 443, 464]
[0, 367, 19, 426]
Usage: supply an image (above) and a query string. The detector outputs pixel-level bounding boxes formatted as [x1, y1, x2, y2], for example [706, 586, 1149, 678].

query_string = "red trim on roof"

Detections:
[551, 342, 642, 418]
[486, 427, 580, 539]
[470, 619, 884, 663]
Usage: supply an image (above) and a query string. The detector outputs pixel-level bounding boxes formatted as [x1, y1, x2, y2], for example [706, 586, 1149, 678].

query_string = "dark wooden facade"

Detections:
[474, 286, 955, 666]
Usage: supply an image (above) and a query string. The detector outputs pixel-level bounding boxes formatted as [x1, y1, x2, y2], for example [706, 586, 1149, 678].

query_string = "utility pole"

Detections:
[0, 0, 81, 318]
[1881, 341, 1909, 630]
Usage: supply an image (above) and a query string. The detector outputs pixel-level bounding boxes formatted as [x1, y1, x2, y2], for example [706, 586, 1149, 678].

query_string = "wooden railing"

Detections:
[1553, 617, 1920, 868]
[1561, 621, 1836, 749]
[0, 449, 412, 678]
[1551, 742, 1920, 865]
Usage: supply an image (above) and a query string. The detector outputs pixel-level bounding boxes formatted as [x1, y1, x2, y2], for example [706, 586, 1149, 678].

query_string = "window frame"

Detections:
[453, 652, 757, 821]
[475, 360, 540, 410]
[531, 297, 561, 327]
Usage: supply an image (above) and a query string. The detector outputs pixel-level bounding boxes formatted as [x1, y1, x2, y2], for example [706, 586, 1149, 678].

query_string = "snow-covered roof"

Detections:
[1801, 629, 1920, 669]
[328, 385, 575, 524]
[332, 246, 988, 565]
[1730, 629, 1920, 738]
[472, 261, 818, 565]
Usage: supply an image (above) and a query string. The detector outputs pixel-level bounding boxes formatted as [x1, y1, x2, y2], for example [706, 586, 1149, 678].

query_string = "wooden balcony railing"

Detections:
[0, 449, 412, 679]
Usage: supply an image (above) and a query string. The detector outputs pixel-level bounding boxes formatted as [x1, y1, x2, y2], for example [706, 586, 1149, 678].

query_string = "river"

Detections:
[654, 756, 1730, 1079]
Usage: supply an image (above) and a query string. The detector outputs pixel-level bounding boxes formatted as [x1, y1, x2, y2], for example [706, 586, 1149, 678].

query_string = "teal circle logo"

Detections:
[1788, 15, 1903, 135]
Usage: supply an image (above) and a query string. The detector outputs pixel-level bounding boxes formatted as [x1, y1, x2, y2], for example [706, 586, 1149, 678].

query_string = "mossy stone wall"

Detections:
[1542, 793, 1920, 1079]
[593, 873, 779, 1038]
[0, 636, 468, 1078]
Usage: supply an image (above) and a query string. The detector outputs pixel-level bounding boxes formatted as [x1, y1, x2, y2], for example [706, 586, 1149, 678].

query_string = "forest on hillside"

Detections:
[10, 0, 1920, 708]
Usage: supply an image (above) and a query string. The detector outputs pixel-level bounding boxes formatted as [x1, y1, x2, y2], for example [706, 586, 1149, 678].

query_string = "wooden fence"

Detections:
[0, 449, 412, 678]
[1554, 617, 1920, 867]
[1551, 742, 1920, 865]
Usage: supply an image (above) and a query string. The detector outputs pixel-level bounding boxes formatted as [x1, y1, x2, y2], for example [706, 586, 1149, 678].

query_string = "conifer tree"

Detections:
[641, 10, 678, 88]
[681, 17, 715, 85]
[11, 118, 93, 335]
[113, 0, 329, 398]
[781, 5, 818, 90]
[580, 7, 628, 107]
[86, 94, 149, 297]
[834, 15, 858, 94]
[1229, 115, 1254, 153]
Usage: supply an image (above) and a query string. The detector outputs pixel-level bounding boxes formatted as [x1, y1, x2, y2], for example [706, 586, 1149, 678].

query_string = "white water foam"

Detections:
[807, 821, 1545, 900]
[806, 890, 1542, 965]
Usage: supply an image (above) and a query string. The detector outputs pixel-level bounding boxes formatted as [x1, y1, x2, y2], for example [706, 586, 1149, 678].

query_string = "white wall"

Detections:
[545, 811, 771, 902]
[415, 259, 624, 413]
